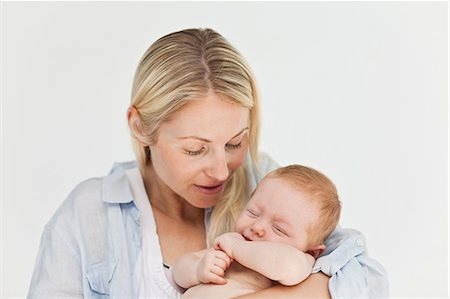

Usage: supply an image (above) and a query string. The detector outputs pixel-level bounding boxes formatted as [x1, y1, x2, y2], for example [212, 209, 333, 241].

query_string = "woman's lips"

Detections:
[194, 183, 225, 195]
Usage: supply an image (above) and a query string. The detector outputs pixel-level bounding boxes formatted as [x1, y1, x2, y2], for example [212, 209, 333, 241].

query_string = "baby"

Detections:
[173, 164, 341, 298]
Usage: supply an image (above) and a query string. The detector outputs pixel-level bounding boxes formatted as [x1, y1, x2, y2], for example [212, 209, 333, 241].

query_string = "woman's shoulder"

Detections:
[46, 161, 138, 229]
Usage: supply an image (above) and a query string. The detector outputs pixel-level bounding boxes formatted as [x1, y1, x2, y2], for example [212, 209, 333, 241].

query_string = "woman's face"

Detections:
[149, 92, 250, 208]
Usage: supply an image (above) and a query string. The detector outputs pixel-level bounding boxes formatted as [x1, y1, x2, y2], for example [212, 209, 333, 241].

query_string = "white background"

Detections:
[1, 2, 448, 298]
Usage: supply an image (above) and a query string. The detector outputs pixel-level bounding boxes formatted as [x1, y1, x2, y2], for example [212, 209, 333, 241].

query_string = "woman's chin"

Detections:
[187, 193, 223, 209]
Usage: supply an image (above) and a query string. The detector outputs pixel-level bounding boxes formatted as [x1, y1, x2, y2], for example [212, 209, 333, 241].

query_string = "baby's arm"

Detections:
[173, 248, 232, 288]
[214, 232, 315, 286]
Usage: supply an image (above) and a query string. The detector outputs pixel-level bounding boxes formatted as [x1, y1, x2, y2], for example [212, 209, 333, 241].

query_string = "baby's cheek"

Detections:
[233, 217, 247, 234]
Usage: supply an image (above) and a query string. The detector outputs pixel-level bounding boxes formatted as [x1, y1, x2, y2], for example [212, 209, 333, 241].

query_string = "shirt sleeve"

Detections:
[27, 226, 84, 298]
[312, 226, 390, 298]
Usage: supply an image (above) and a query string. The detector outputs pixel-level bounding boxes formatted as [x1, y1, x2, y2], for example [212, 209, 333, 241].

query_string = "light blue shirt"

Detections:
[28, 155, 389, 298]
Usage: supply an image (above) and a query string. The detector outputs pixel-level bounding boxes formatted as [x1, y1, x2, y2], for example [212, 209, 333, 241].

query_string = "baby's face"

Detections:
[235, 177, 320, 251]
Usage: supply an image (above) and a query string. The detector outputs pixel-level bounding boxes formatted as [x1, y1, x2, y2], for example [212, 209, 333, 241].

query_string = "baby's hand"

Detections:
[196, 248, 232, 285]
[213, 232, 245, 258]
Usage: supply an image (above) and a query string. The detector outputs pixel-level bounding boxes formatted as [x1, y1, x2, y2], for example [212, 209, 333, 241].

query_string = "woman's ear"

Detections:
[307, 244, 326, 259]
[127, 106, 149, 145]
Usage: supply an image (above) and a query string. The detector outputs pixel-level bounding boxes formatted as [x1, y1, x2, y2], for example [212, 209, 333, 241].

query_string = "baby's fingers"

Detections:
[214, 250, 232, 268]
[198, 265, 227, 285]
[206, 270, 227, 285]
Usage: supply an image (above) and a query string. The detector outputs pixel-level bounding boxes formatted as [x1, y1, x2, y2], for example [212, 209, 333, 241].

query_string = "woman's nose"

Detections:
[205, 150, 229, 181]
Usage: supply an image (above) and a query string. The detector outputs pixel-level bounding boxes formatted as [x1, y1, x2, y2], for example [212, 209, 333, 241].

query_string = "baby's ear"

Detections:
[307, 244, 326, 259]
[127, 106, 149, 145]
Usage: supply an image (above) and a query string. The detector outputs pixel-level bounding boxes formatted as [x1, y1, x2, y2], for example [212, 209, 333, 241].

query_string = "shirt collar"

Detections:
[102, 161, 137, 204]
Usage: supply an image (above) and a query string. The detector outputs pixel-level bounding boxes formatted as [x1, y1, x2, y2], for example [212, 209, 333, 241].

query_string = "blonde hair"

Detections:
[267, 165, 341, 245]
[130, 28, 260, 243]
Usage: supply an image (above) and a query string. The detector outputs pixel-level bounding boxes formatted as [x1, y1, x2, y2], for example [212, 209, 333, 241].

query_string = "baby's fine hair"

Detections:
[267, 164, 341, 245]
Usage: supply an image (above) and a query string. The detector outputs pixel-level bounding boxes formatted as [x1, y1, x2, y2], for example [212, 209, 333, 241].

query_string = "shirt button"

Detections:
[356, 238, 364, 246]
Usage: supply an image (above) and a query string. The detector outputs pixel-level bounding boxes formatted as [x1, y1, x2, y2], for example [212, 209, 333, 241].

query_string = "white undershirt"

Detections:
[126, 167, 184, 298]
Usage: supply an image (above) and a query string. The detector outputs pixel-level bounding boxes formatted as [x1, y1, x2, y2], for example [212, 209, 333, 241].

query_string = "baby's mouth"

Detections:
[243, 235, 252, 241]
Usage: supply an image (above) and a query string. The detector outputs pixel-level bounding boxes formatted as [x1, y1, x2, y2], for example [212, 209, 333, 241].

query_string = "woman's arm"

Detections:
[315, 227, 390, 298]
[233, 272, 331, 299]
[28, 226, 83, 298]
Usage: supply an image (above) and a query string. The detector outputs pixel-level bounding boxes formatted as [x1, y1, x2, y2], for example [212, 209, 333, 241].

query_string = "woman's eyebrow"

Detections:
[178, 127, 249, 142]
[230, 127, 249, 139]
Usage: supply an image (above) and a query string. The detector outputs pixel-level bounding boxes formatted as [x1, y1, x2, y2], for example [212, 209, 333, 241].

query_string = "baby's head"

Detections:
[235, 164, 341, 258]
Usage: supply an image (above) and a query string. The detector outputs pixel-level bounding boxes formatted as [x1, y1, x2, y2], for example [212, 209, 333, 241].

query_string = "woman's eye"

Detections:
[226, 141, 242, 150]
[185, 147, 205, 156]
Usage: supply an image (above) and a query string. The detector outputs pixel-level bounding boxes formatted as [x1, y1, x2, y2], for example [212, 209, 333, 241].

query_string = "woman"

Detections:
[28, 28, 388, 298]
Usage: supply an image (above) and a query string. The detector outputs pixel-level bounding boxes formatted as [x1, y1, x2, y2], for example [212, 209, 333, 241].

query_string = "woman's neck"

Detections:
[140, 165, 203, 222]
[140, 164, 207, 264]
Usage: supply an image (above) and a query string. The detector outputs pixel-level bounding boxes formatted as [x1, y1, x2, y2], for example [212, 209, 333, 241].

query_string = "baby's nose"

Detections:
[250, 223, 265, 238]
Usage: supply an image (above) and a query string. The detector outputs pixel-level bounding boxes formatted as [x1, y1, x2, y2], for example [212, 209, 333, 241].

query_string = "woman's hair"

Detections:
[130, 28, 260, 243]
[267, 165, 341, 245]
